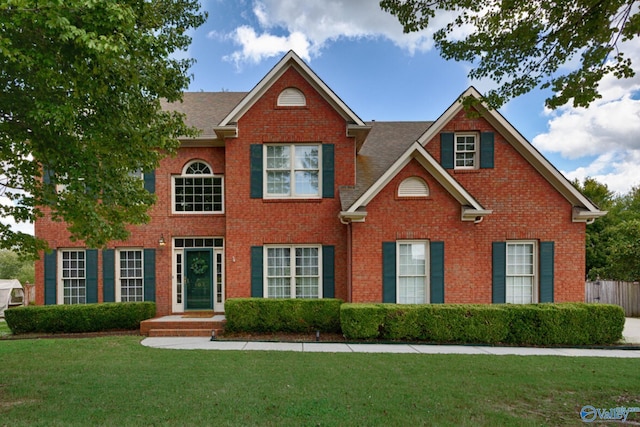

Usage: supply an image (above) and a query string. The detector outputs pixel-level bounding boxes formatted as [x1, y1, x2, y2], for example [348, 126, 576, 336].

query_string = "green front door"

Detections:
[185, 249, 213, 310]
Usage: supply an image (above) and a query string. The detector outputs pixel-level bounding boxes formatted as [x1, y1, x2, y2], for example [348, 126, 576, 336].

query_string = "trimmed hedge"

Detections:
[225, 298, 342, 333]
[340, 303, 625, 346]
[4, 302, 156, 334]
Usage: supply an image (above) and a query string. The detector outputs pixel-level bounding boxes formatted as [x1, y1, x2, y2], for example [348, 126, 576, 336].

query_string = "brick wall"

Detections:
[350, 111, 586, 303]
[224, 67, 353, 300]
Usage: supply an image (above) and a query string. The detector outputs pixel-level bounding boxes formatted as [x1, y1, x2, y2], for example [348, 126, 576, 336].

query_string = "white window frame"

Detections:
[263, 144, 321, 199]
[57, 249, 86, 305]
[396, 241, 430, 304]
[116, 248, 144, 302]
[506, 241, 538, 304]
[172, 160, 224, 214]
[264, 245, 322, 299]
[455, 133, 478, 170]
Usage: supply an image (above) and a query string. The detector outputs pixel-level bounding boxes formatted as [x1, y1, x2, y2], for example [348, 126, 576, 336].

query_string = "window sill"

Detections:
[262, 198, 323, 203]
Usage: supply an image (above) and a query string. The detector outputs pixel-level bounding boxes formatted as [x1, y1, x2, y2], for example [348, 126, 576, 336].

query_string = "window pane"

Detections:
[267, 171, 291, 195]
[294, 171, 319, 195]
[119, 250, 144, 302]
[506, 243, 534, 304]
[62, 250, 86, 305]
[266, 146, 290, 169]
[398, 243, 427, 304]
[294, 146, 318, 169]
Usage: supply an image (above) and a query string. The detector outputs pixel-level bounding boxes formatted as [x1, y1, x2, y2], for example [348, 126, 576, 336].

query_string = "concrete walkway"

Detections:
[140, 317, 640, 358]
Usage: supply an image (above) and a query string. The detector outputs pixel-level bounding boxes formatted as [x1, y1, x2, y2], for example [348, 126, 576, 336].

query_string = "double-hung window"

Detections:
[265, 144, 320, 197]
[173, 161, 223, 213]
[397, 241, 429, 304]
[117, 249, 144, 302]
[60, 250, 86, 304]
[455, 134, 477, 169]
[265, 246, 321, 298]
[506, 242, 536, 304]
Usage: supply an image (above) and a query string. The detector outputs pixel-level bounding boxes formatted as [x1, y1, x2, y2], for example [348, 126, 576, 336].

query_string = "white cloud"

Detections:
[532, 37, 640, 195]
[223, 0, 436, 66]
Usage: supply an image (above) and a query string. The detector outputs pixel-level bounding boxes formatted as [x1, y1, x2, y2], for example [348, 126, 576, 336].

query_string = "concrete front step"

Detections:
[140, 315, 226, 337]
[148, 328, 224, 337]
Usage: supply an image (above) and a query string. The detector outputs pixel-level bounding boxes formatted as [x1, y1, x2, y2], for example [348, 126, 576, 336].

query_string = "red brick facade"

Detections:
[34, 52, 597, 315]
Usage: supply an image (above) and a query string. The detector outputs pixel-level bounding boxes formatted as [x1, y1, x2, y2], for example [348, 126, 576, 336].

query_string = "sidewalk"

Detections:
[140, 317, 640, 358]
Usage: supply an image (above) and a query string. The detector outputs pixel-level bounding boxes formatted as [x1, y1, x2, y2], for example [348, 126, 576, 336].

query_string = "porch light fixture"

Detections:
[159, 235, 166, 246]
[210, 330, 216, 341]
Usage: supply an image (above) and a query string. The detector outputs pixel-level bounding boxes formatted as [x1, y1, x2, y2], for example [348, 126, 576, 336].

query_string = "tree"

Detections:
[0, 249, 34, 284]
[380, 0, 639, 109]
[0, 1, 206, 258]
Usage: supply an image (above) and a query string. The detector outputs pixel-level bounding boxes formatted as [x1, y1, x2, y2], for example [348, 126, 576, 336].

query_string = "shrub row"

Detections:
[340, 303, 625, 345]
[4, 302, 156, 334]
[225, 298, 342, 333]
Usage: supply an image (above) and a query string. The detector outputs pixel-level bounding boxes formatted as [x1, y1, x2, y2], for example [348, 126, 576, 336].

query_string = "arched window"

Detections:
[173, 160, 223, 213]
[277, 87, 306, 107]
[398, 177, 429, 197]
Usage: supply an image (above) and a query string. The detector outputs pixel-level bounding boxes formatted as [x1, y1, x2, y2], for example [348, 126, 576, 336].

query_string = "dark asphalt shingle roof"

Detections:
[162, 93, 434, 211]
[340, 121, 433, 210]
[161, 92, 248, 137]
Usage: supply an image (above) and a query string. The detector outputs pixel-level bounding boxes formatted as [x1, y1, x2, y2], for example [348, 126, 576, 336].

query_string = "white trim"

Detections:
[454, 133, 479, 170]
[342, 142, 491, 221]
[57, 249, 86, 305]
[220, 51, 366, 127]
[263, 143, 322, 199]
[172, 160, 225, 214]
[115, 248, 144, 303]
[396, 241, 430, 304]
[416, 86, 604, 220]
[505, 240, 538, 304]
[263, 244, 323, 299]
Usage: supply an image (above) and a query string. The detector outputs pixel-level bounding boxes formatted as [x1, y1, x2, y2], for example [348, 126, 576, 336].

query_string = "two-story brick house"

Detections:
[34, 51, 604, 315]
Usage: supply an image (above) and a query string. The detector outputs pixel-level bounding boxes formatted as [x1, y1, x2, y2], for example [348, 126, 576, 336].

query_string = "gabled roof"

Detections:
[340, 121, 491, 223]
[416, 87, 605, 222]
[219, 50, 368, 128]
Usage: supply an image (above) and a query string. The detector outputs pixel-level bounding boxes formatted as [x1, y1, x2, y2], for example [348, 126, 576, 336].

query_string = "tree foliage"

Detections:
[0, 249, 34, 284]
[380, 0, 639, 109]
[573, 178, 640, 281]
[0, 1, 206, 258]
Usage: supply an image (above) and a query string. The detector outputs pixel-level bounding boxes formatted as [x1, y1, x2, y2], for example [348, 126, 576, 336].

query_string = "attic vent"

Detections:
[398, 177, 429, 197]
[278, 87, 306, 107]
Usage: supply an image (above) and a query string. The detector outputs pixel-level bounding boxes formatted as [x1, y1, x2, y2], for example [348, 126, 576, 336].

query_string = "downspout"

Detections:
[339, 215, 353, 303]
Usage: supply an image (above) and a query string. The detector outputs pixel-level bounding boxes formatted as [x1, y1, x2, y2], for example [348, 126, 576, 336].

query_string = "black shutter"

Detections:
[492, 242, 506, 303]
[251, 246, 264, 297]
[250, 145, 263, 198]
[440, 133, 454, 169]
[382, 242, 396, 303]
[430, 241, 445, 303]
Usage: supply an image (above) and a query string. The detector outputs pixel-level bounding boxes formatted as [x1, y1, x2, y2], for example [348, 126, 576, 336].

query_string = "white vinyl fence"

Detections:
[585, 281, 640, 317]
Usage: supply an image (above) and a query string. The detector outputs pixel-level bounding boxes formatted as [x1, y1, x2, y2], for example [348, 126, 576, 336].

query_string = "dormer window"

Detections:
[277, 87, 306, 107]
[398, 177, 429, 198]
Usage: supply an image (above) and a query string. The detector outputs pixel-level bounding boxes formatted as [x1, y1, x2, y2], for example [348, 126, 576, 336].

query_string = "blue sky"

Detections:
[186, 0, 640, 195]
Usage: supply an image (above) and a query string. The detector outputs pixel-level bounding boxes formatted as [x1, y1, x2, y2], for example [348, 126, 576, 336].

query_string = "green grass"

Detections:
[0, 319, 10, 336]
[0, 336, 639, 426]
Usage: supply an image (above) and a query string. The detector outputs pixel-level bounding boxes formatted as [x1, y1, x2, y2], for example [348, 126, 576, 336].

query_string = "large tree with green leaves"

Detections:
[0, 1, 206, 258]
[380, 0, 639, 109]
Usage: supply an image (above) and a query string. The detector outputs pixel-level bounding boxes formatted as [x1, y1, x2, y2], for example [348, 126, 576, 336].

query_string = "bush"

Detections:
[340, 303, 625, 346]
[4, 302, 156, 334]
[225, 298, 342, 333]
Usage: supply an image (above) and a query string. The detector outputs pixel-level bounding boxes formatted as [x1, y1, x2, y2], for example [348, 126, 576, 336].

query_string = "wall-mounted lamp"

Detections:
[159, 234, 166, 247]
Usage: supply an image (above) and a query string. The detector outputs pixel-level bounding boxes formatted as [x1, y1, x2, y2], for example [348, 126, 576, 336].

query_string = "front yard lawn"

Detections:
[0, 336, 638, 426]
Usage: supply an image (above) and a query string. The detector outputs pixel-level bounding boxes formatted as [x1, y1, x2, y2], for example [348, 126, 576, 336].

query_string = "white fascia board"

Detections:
[219, 51, 366, 127]
[346, 142, 486, 213]
[417, 86, 604, 216]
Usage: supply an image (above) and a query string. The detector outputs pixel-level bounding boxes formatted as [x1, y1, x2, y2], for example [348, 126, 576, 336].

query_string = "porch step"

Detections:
[140, 315, 226, 337]
[147, 328, 224, 337]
